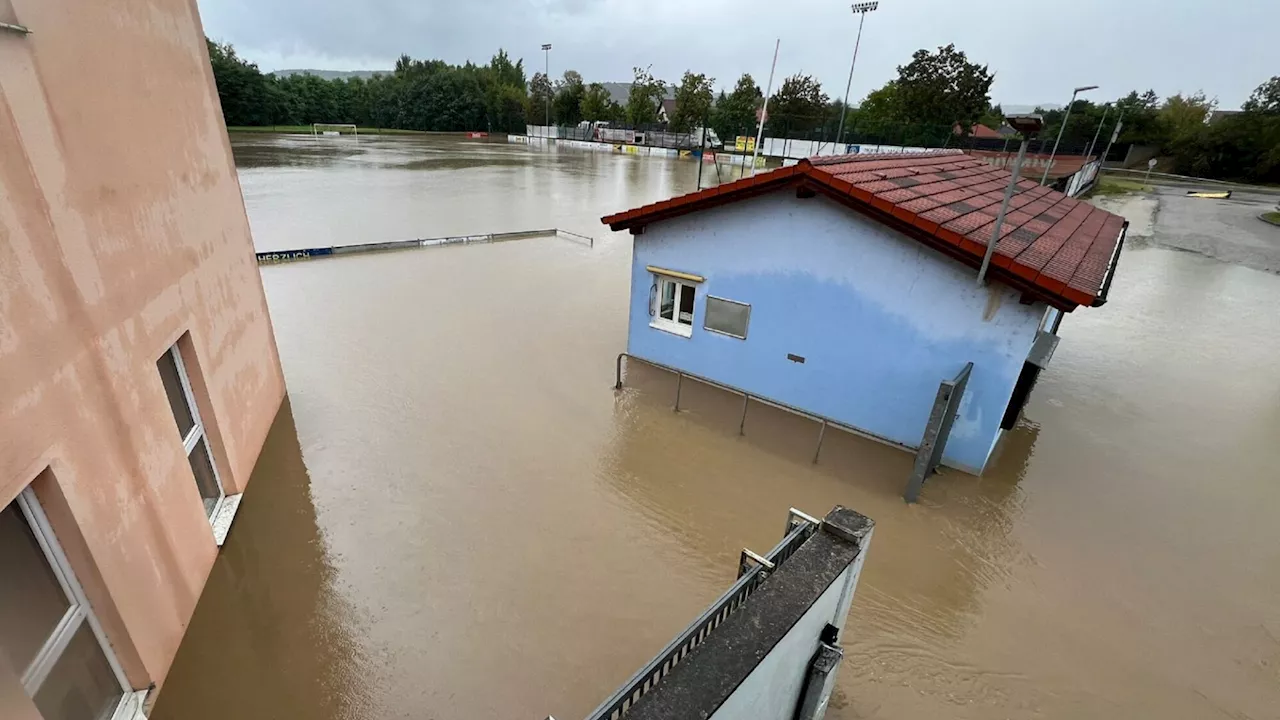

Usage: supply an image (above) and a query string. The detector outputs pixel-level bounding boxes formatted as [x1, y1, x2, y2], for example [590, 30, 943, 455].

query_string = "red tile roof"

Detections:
[601, 151, 1127, 310]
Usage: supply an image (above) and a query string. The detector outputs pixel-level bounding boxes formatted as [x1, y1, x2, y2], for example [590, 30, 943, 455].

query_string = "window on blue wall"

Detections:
[652, 276, 696, 337]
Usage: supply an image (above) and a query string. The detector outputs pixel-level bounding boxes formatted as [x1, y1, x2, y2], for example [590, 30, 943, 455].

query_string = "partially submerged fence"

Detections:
[254, 228, 594, 264]
[616, 353, 978, 502]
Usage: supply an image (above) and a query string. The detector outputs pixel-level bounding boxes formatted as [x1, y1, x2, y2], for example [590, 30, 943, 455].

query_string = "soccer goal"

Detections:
[312, 123, 358, 137]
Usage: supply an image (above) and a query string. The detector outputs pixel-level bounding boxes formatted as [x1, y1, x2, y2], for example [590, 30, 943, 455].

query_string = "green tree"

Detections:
[893, 44, 994, 130]
[710, 74, 762, 141]
[767, 74, 828, 134]
[670, 71, 714, 133]
[553, 70, 585, 125]
[206, 39, 271, 126]
[527, 72, 554, 124]
[580, 82, 612, 121]
[626, 66, 666, 125]
[854, 81, 903, 130]
[1243, 77, 1280, 114]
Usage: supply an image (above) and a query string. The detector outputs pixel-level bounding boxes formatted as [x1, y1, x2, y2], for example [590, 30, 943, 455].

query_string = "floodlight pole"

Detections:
[542, 43, 552, 129]
[835, 2, 879, 152]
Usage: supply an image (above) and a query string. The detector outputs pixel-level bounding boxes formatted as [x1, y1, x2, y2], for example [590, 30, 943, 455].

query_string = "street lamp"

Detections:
[542, 43, 552, 129]
[835, 2, 879, 151]
[1040, 84, 1097, 185]
[978, 114, 1043, 286]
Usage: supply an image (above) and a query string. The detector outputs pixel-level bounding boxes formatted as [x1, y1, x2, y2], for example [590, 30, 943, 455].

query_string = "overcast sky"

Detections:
[197, 0, 1277, 109]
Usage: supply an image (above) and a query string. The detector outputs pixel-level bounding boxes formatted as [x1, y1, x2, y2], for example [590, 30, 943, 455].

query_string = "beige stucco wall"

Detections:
[0, 0, 283, 701]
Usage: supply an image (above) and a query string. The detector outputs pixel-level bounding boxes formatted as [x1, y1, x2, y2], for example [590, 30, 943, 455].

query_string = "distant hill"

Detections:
[270, 69, 389, 80]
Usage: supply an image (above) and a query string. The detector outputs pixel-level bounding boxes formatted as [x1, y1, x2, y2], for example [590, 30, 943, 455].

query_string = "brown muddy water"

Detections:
[151, 135, 1280, 720]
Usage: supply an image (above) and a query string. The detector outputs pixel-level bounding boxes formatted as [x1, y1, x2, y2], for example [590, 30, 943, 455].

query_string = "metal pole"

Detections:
[1040, 89, 1078, 185]
[697, 110, 708, 190]
[674, 372, 683, 411]
[835, 8, 871, 149]
[1086, 103, 1109, 160]
[542, 44, 552, 129]
[977, 137, 1030, 286]
[750, 38, 780, 176]
[739, 394, 749, 435]
[813, 420, 827, 464]
[1099, 111, 1124, 167]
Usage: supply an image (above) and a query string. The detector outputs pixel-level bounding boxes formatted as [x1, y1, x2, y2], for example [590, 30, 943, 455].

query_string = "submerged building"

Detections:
[603, 151, 1126, 473]
[1, 1, 282, 718]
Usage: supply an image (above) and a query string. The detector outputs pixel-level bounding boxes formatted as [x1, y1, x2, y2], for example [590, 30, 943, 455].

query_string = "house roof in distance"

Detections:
[601, 151, 1127, 310]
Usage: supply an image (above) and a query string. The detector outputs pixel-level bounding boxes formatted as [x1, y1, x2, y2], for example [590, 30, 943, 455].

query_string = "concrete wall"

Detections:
[710, 564, 854, 720]
[0, 0, 283, 704]
[627, 192, 1044, 472]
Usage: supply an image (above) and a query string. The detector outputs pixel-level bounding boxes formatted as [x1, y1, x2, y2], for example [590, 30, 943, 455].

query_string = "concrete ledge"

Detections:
[626, 507, 874, 720]
[211, 493, 242, 547]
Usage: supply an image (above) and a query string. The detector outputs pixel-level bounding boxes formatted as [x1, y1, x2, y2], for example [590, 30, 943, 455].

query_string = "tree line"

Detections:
[207, 38, 1279, 182]
[207, 40, 531, 132]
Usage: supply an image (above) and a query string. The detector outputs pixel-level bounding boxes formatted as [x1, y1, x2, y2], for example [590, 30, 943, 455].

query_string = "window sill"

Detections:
[211, 493, 243, 547]
[650, 321, 693, 338]
[113, 689, 149, 720]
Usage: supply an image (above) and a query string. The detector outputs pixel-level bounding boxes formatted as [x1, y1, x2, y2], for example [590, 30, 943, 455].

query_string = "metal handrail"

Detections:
[255, 227, 593, 264]
[582, 514, 819, 720]
[615, 353, 915, 459]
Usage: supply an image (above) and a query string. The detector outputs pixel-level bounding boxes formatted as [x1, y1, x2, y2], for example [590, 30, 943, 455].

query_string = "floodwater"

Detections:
[152, 135, 1280, 720]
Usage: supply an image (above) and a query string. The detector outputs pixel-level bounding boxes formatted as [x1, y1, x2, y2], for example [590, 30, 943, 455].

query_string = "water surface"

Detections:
[152, 134, 1280, 720]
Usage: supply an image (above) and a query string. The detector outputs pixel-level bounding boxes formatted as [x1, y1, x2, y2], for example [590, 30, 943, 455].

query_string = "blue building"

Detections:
[602, 152, 1127, 473]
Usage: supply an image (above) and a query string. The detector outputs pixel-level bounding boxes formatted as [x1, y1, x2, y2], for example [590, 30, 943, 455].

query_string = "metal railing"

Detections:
[255, 227, 593, 264]
[581, 509, 820, 720]
[615, 353, 914, 463]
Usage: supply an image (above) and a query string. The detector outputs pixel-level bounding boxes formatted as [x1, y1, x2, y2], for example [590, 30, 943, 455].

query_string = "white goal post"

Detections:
[312, 123, 358, 137]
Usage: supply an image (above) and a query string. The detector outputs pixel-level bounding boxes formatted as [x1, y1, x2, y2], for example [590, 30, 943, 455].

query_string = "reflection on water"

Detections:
[150, 398, 373, 719]
[153, 135, 1280, 720]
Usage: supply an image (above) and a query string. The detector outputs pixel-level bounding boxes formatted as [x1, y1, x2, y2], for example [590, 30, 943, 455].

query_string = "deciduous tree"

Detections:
[670, 71, 714, 133]
[894, 44, 994, 129]
[626, 66, 666, 125]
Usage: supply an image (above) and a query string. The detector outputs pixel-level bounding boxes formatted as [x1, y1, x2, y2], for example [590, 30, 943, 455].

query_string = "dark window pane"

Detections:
[678, 283, 695, 325]
[32, 621, 122, 720]
[704, 297, 751, 338]
[0, 503, 72, 674]
[157, 350, 195, 441]
[659, 281, 676, 321]
[188, 438, 222, 517]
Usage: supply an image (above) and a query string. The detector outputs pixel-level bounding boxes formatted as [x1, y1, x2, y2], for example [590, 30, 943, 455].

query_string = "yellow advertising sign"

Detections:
[746, 137, 756, 152]
[735, 136, 747, 152]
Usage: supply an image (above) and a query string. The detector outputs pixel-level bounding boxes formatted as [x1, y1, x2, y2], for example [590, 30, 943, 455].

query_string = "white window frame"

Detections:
[165, 345, 226, 521]
[12, 488, 143, 719]
[650, 275, 697, 338]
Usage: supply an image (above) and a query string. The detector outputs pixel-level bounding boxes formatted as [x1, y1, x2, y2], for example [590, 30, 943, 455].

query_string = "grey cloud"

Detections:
[198, 0, 1280, 108]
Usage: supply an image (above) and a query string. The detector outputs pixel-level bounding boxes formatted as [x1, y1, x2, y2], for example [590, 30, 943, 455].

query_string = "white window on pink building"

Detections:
[0, 489, 142, 720]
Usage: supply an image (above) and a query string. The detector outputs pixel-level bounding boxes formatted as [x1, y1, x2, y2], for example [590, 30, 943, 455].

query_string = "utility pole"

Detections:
[1041, 84, 1097, 185]
[835, 2, 879, 152]
[541, 43, 552, 130]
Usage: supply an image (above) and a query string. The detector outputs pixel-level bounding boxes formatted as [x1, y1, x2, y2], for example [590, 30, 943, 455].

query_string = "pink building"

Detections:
[0, 1, 283, 718]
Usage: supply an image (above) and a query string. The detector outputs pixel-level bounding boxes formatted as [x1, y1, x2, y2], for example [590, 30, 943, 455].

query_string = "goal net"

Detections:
[312, 123, 358, 137]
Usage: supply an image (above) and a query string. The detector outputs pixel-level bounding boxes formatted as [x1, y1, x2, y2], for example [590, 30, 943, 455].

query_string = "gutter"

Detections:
[1091, 220, 1128, 307]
